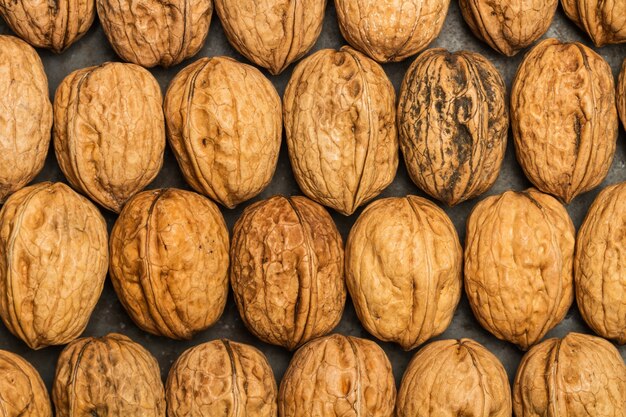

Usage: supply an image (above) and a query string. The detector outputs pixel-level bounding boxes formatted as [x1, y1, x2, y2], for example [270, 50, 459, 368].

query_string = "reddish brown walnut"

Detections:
[0, 350, 52, 417]
[562, 0, 626, 46]
[618, 59, 626, 131]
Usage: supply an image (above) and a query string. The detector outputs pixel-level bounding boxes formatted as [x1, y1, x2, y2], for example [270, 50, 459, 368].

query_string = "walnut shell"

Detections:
[54, 62, 166, 213]
[52, 333, 165, 417]
[513, 332, 626, 417]
[397, 339, 512, 417]
[0, 350, 52, 417]
[164, 57, 282, 208]
[345, 196, 462, 350]
[283, 47, 398, 216]
[109, 188, 229, 340]
[464, 188, 575, 350]
[214, 0, 326, 75]
[0, 182, 108, 350]
[618, 59, 626, 131]
[561, 0, 626, 46]
[278, 334, 396, 417]
[0, 35, 52, 204]
[166, 339, 277, 417]
[511, 38, 618, 203]
[96, 0, 212, 68]
[398, 49, 508, 206]
[230, 195, 345, 350]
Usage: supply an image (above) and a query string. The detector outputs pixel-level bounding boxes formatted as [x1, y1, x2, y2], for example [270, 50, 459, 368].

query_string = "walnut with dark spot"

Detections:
[562, 0, 626, 46]
[0, 350, 52, 417]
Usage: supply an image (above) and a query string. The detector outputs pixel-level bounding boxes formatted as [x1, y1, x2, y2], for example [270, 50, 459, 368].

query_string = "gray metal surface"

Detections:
[0, 0, 625, 394]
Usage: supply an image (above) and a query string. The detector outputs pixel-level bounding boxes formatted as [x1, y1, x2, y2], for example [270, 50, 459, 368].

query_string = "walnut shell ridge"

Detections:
[561, 0, 626, 46]
[345, 195, 462, 350]
[398, 49, 508, 206]
[284, 46, 398, 216]
[0, 182, 108, 350]
[0, 350, 52, 417]
[464, 188, 575, 350]
[618, 59, 626, 132]
[110, 188, 229, 340]
[164, 57, 282, 208]
[230, 195, 345, 350]
[511, 38, 618, 203]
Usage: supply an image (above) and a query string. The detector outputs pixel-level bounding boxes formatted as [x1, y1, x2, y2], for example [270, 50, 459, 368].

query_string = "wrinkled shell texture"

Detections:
[398, 49, 508, 206]
[619, 59, 626, 131]
[562, 0, 626, 46]
[514, 333, 626, 417]
[54, 62, 166, 213]
[110, 188, 230, 340]
[165, 57, 282, 208]
[53, 333, 165, 417]
[166, 340, 277, 417]
[215, 0, 326, 75]
[97, 0, 212, 68]
[0, 36, 52, 204]
[460, 0, 557, 56]
[230, 196, 345, 350]
[397, 339, 512, 417]
[0, 182, 108, 350]
[465, 189, 575, 350]
[279, 334, 396, 417]
[335, 0, 450, 63]
[284, 47, 398, 216]
[345, 196, 462, 350]
[511, 38, 618, 203]
[0, 350, 52, 417]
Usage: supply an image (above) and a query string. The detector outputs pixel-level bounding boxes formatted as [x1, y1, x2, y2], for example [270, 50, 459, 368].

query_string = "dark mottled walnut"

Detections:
[0, 350, 52, 417]
[618, 59, 626, 131]
[562, 0, 626, 46]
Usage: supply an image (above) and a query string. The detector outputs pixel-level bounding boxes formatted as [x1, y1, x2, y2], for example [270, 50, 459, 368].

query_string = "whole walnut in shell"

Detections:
[52, 333, 165, 417]
[0, 182, 108, 350]
[284, 47, 398, 216]
[0, 35, 52, 204]
[97, 0, 213, 68]
[279, 334, 396, 417]
[618, 59, 626, 131]
[0, 350, 52, 417]
[397, 339, 512, 417]
[398, 49, 508, 206]
[54, 62, 166, 213]
[167, 339, 277, 417]
[511, 38, 618, 203]
[562, 0, 626, 46]
[514, 332, 626, 417]
[164, 57, 282, 208]
[345, 196, 462, 350]
[230, 195, 345, 350]
[465, 189, 575, 350]
[214, 0, 325, 75]
[110, 188, 229, 340]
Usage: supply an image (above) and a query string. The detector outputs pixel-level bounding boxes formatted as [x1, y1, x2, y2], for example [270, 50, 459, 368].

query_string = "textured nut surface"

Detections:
[164, 57, 281, 208]
[284, 47, 398, 216]
[166, 339, 277, 417]
[278, 334, 396, 417]
[562, 0, 626, 46]
[110, 188, 229, 340]
[397, 339, 512, 417]
[511, 38, 618, 203]
[54, 62, 165, 213]
[513, 333, 626, 417]
[618, 59, 626, 131]
[0, 182, 108, 350]
[398, 49, 508, 206]
[52, 333, 165, 417]
[0, 350, 52, 417]
[230, 195, 345, 350]
[465, 189, 575, 350]
[345, 196, 462, 350]
[215, 0, 325, 75]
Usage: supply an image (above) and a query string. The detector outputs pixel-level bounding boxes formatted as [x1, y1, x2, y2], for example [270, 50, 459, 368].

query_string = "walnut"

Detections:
[0, 350, 52, 417]
[464, 188, 575, 350]
[96, 0, 212, 68]
[511, 38, 618, 203]
[618, 59, 626, 131]
[166, 339, 277, 417]
[0, 35, 52, 204]
[0, 182, 108, 350]
[54, 62, 166, 213]
[345, 196, 462, 350]
[398, 49, 508, 206]
[513, 332, 626, 416]
[283, 47, 398, 216]
[230, 195, 345, 350]
[52, 333, 165, 417]
[278, 334, 396, 417]
[214, 0, 325, 75]
[164, 57, 281, 208]
[562, 0, 626, 46]
[397, 339, 512, 417]
[109, 188, 229, 340]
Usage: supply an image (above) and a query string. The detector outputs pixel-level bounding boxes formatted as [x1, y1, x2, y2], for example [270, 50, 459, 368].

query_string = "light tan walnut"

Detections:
[562, 0, 626, 46]
[0, 350, 52, 417]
